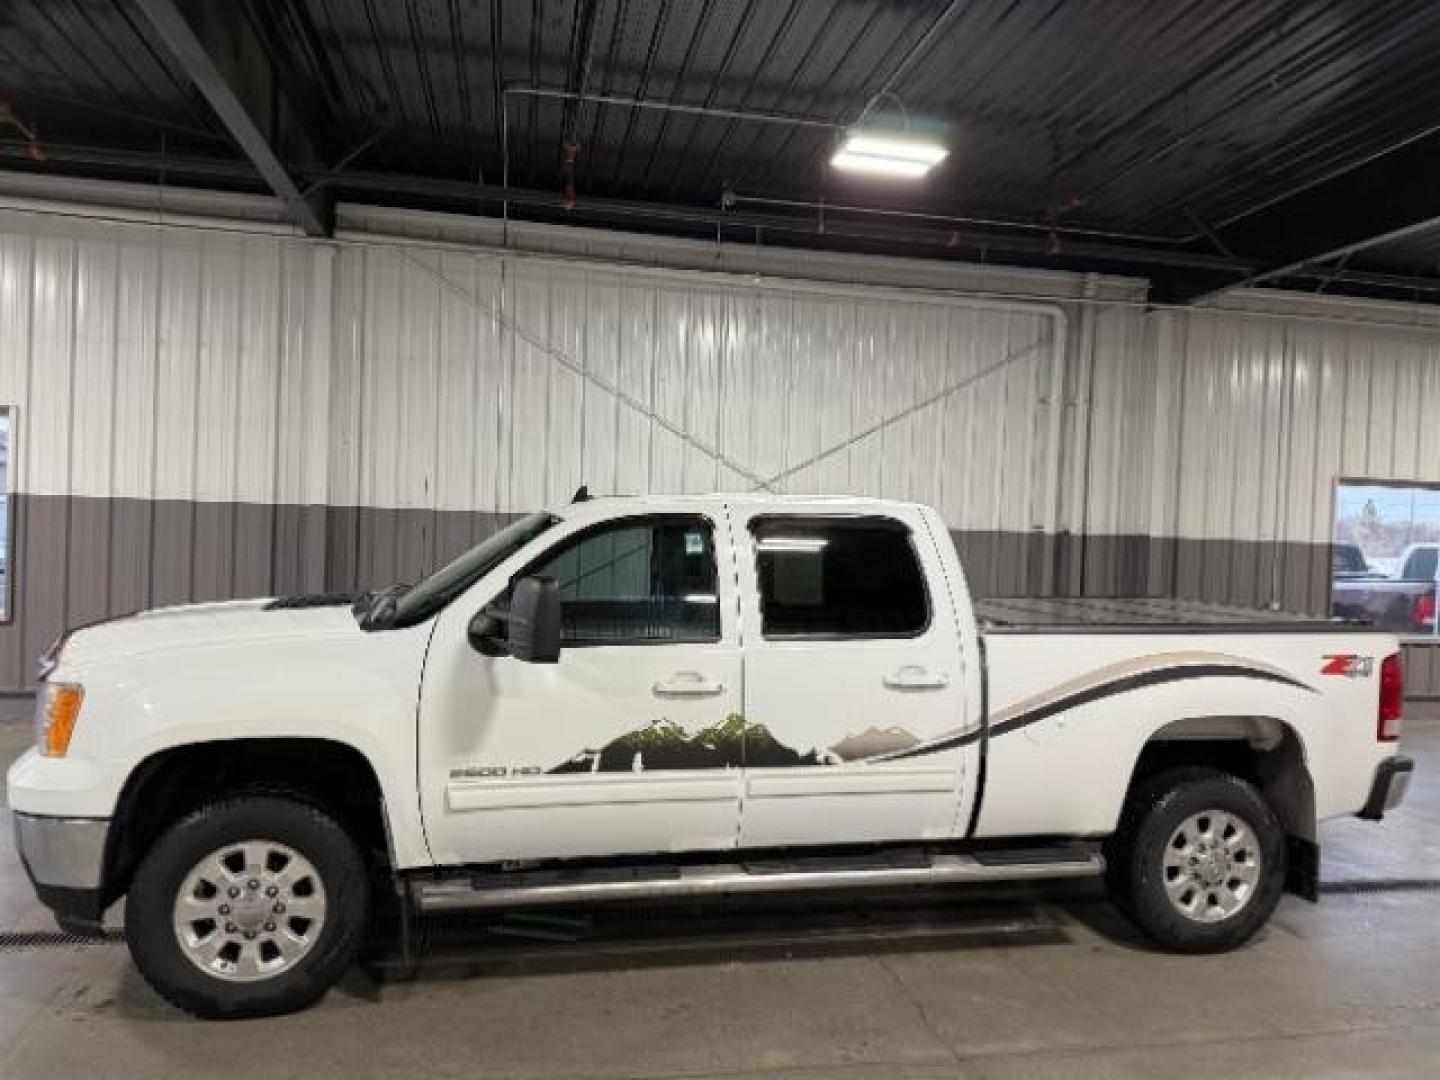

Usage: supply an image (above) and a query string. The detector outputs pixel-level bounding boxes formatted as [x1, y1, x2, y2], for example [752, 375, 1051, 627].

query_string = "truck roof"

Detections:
[977, 596, 1385, 635]
[554, 492, 930, 519]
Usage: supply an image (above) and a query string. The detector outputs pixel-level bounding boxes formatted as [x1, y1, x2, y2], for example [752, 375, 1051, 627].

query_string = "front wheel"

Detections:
[1105, 767, 1286, 953]
[126, 794, 370, 1018]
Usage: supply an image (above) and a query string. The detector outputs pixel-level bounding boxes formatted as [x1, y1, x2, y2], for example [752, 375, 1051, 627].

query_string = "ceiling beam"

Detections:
[131, 0, 329, 236]
[1163, 127, 1440, 304]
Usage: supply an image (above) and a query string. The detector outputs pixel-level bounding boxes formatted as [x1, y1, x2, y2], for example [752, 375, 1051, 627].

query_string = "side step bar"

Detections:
[414, 846, 1104, 913]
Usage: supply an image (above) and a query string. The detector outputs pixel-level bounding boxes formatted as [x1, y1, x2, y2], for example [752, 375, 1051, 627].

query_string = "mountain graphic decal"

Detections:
[550, 714, 831, 773]
[828, 726, 920, 761]
[549, 716, 925, 772]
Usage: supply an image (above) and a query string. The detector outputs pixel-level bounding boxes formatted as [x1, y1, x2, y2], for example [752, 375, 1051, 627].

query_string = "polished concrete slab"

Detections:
[0, 696, 1436, 1079]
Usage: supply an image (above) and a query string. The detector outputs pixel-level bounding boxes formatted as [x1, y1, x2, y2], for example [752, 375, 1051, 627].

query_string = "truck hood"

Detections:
[58, 598, 363, 670]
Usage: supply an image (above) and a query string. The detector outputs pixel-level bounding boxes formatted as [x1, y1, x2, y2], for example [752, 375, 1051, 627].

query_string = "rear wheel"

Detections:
[126, 794, 369, 1018]
[1105, 767, 1286, 953]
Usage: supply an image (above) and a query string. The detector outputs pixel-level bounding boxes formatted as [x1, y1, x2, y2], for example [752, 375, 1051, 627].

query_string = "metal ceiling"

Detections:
[4, 0, 1440, 302]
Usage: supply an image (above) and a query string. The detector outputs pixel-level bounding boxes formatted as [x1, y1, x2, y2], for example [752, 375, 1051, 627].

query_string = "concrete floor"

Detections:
[0, 699, 1438, 1078]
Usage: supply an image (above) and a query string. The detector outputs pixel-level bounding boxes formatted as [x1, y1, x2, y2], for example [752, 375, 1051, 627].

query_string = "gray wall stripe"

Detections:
[2, 493, 1435, 697]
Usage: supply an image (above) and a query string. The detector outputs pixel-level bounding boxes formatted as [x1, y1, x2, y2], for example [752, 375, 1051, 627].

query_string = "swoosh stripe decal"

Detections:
[872, 663, 1315, 763]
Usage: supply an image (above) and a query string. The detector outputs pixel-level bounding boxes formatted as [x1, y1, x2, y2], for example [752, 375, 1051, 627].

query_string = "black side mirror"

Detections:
[468, 575, 561, 663]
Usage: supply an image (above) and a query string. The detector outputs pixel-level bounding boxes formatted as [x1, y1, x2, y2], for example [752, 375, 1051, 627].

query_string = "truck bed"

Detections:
[976, 596, 1376, 634]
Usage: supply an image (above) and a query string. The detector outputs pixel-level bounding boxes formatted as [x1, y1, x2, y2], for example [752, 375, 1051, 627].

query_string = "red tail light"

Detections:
[1413, 591, 1436, 631]
[1378, 652, 1404, 742]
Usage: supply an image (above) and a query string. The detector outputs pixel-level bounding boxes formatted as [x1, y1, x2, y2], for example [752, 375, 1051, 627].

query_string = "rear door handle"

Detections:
[653, 671, 726, 697]
[883, 665, 950, 691]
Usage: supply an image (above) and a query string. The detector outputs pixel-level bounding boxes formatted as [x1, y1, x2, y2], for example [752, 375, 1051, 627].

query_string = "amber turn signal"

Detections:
[38, 683, 84, 757]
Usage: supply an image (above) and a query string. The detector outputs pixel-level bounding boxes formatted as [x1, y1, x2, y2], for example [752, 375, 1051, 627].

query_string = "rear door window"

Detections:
[749, 516, 928, 638]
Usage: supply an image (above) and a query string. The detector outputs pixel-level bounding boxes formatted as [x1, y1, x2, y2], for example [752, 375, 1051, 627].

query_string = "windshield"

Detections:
[391, 511, 558, 626]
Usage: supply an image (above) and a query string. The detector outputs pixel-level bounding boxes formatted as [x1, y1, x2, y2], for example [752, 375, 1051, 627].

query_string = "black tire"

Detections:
[1104, 767, 1286, 953]
[126, 794, 370, 1019]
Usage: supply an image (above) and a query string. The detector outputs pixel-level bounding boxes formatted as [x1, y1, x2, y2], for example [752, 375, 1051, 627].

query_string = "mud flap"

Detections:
[1285, 836, 1319, 902]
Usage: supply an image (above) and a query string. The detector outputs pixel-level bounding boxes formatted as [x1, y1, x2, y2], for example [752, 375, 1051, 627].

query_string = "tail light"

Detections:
[1413, 591, 1436, 631]
[1378, 652, 1404, 742]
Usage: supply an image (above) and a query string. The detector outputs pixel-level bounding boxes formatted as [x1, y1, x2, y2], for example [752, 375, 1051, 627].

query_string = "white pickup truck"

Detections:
[9, 494, 1414, 1018]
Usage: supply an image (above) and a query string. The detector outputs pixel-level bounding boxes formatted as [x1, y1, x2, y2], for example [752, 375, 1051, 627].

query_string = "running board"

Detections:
[414, 845, 1104, 913]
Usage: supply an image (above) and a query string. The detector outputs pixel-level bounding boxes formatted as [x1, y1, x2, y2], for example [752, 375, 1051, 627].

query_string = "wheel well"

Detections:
[1122, 717, 1318, 899]
[102, 739, 390, 906]
[1125, 717, 1315, 842]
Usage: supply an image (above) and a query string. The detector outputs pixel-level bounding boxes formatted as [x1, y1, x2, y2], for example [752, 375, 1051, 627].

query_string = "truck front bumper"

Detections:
[12, 812, 110, 934]
[1357, 755, 1415, 821]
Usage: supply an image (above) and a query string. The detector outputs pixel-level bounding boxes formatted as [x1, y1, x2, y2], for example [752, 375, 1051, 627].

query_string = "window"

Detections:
[750, 516, 928, 638]
[1402, 546, 1437, 581]
[0, 407, 9, 622]
[526, 517, 720, 645]
[1331, 479, 1440, 638]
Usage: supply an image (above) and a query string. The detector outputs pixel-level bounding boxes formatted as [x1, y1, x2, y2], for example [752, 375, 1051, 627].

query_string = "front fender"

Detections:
[13, 622, 435, 869]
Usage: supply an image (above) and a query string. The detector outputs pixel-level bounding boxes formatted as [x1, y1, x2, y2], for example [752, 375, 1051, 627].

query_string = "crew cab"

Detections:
[9, 494, 1414, 1018]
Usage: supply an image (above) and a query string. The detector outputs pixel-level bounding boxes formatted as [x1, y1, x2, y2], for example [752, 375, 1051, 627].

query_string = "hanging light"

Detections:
[830, 133, 948, 179]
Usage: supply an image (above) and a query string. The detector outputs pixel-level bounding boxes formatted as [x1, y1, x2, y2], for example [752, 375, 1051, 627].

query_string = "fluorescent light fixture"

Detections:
[831, 133, 948, 179]
[757, 536, 830, 553]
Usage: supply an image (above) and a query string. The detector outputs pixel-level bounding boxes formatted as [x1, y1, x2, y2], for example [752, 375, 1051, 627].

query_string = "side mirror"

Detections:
[510, 576, 561, 662]
[468, 575, 561, 663]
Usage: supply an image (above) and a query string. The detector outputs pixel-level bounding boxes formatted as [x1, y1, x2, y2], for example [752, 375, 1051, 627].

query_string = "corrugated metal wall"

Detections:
[0, 214, 336, 686]
[1069, 307, 1440, 610]
[328, 244, 1058, 516]
[3, 201, 1440, 693]
[0, 207, 1063, 686]
[0, 218, 331, 505]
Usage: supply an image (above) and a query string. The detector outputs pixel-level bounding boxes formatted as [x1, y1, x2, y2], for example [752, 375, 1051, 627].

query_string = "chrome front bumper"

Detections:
[12, 812, 109, 890]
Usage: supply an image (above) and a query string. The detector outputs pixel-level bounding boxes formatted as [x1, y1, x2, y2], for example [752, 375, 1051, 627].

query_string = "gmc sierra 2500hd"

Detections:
[10, 494, 1414, 1018]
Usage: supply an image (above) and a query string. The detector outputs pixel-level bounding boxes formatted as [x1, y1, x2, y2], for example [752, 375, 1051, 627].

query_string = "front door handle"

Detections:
[653, 671, 726, 697]
[883, 665, 950, 691]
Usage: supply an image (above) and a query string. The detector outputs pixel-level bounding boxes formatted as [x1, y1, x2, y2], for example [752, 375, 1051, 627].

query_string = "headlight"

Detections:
[36, 682, 84, 757]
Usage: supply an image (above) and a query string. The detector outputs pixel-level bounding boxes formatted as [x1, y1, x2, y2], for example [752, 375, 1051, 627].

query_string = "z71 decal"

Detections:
[1321, 654, 1374, 678]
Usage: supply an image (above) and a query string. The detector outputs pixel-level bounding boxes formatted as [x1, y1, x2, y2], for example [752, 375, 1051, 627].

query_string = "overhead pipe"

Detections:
[3, 161, 1438, 323]
[728, 191, 1187, 246]
[500, 84, 850, 239]
[323, 167, 1254, 274]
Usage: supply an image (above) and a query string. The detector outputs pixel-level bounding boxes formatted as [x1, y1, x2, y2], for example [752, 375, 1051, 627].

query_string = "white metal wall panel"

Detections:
[322, 245, 1063, 526]
[1072, 305, 1157, 538]
[275, 244, 332, 508]
[1100, 311, 1440, 549]
[9, 200, 1440, 689]
[0, 214, 319, 507]
[8, 204, 1440, 552]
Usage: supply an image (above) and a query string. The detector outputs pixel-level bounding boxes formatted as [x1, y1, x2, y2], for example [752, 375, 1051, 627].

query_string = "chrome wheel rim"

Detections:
[1162, 810, 1262, 923]
[172, 840, 327, 983]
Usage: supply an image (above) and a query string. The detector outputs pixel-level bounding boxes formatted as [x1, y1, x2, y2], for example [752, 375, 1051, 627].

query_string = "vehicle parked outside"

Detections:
[1332, 542, 1440, 635]
[1331, 543, 1377, 580]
